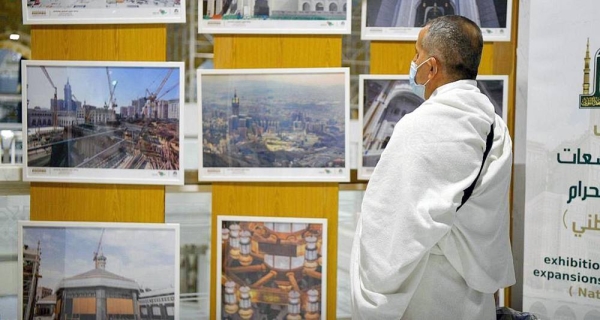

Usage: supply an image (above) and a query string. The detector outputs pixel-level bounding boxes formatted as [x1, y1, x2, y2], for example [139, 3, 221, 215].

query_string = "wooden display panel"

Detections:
[211, 35, 341, 319]
[29, 24, 167, 223]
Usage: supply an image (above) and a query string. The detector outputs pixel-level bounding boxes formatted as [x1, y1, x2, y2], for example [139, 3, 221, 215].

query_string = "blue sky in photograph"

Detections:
[22, 225, 177, 293]
[26, 65, 180, 112]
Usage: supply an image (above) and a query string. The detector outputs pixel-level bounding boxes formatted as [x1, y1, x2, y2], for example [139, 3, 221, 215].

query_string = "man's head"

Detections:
[412, 15, 483, 99]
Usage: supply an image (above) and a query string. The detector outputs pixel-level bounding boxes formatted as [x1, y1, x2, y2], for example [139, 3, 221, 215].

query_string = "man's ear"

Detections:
[428, 57, 439, 76]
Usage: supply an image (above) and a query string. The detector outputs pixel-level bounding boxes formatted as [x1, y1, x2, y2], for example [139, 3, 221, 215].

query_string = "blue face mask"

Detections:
[409, 57, 432, 99]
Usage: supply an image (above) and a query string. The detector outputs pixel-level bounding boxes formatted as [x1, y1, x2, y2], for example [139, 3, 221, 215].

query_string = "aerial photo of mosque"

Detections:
[219, 218, 325, 320]
[21, 226, 177, 320]
[25, 65, 180, 171]
[203, 0, 347, 20]
[366, 0, 508, 28]
[201, 73, 346, 169]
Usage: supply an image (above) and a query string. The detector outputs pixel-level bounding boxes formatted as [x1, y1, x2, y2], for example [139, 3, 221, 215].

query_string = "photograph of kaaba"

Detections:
[217, 216, 327, 320]
[23, 0, 185, 25]
[19, 221, 179, 320]
[22, 61, 184, 185]
[199, 0, 351, 34]
[198, 68, 350, 182]
[362, 0, 512, 41]
[358, 75, 507, 179]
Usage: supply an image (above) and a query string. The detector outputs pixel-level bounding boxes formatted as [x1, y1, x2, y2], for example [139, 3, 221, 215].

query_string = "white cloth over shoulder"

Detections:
[350, 80, 515, 319]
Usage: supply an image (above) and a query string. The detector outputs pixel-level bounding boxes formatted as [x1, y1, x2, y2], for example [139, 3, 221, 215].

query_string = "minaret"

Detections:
[232, 90, 240, 116]
[583, 38, 591, 95]
[95, 250, 107, 270]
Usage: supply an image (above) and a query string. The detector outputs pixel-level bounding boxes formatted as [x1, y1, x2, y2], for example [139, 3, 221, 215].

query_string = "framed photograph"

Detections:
[216, 215, 328, 320]
[198, 68, 350, 182]
[361, 0, 513, 41]
[22, 0, 185, 25]
[198, 0, 351, 34]
[22, 60, 184, 185]
[18, 220, 180, 320]
[358, 74, 508, 180]
[0, 94, 22, 130]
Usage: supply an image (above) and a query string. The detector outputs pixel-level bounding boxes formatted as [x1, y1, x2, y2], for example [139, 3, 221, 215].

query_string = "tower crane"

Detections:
[156, 82, 179, 101]
[106, 67, 118, 111]
[93, 229, 105, 265]
[40, 66, 58, 130]
[146, 69, 174, 103]
[143, 69, 174, 119]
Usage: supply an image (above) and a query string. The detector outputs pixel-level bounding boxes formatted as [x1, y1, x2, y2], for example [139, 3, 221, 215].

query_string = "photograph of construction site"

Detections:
[216, 216, 328, 320]
[23, 0, 185, 25]
[198, 0, 350, 34]
[358, 74, 507, 179]
[19, 221, 180, 320]
[198, 68, 350, 182]
[22, 60, 184, 185]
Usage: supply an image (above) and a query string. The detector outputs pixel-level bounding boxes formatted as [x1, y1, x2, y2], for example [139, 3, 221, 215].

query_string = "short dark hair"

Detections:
[421, 15, 483, 80]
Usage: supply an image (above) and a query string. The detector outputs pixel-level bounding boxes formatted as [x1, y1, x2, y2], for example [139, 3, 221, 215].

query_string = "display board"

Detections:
[18, 221, 180, 320]
[523, 0, 600, 317]
[358, 74, 508, 180]
[216, 215, 328, 320]
[22, 60, 184, 185]
[198, 68, 350, 182]
[22, 0, 186, 25]
[361, 0, 512, 41]
[199, 0, 351, 34]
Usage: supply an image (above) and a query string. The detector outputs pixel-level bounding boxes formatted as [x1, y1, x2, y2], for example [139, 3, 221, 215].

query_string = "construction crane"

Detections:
[93, 229, 105, 265]
[106, 67, 118, 111]
[40, 66, 58, 130]
[143, 69, 174, 119]
[157, 82, 178, 101]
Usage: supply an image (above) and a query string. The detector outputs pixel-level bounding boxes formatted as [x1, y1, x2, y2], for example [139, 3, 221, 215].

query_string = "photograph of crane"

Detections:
[22, 0, 185, 25]
[19, 221, 180, 320]
[22, 60, 184, 185]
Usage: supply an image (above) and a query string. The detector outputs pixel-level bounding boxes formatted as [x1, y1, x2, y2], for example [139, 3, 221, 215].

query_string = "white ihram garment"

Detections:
[350, 80, 515, 319]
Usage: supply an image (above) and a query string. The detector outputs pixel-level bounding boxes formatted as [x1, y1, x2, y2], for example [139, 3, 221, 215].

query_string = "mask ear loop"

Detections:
[422, 57, 438, 87]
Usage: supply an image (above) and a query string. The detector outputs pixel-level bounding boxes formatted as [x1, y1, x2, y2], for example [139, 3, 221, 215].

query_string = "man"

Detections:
[350, 15, 515, 319]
